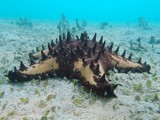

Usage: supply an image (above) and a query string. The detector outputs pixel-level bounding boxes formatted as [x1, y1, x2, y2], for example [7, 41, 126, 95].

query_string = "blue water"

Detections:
[0, 0, 160, 22]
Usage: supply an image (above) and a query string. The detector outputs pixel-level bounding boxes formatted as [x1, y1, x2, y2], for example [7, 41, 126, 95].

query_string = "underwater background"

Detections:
[0, 0, 160, 22]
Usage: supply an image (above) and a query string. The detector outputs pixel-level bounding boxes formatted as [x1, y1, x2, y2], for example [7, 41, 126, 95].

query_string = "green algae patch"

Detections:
[135, 95, 141, 101]
[31, 79, 40, 85]
[20, 97, 29, 104]
[123, 89, 131, 96]
[34, 89, 40, 96]
[7, 110, 15, 116]
[73, 79, 79, 86]
[145, 95, 152, 102]
[146, 80, 152, 88]
[42, 81, 47, 88]
[38, 100, 46, 108]
[41, 110, 50, 120]
[0, 91, 5, 98]
[0, 117, 8, 120]
[142, 72, 149, 78]
[153, 93, 159, 101]
[22, 117, 28, 120]
[133, 83, 143, 92]
[152, 73, 157, 78]
[10, 87, 14, 92]
[2, 101, 8, 110]
[72, 97, 83, 107]
[80, 86, 88, 95]
[152, 73, 158, 81]
[46, 94, 56, 101]
[0, 80, 5, 85]
[41, 116, 47, 120]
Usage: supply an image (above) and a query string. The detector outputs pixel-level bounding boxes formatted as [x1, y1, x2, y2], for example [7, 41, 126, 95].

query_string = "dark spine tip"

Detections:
[36, 47, 39, 52]
[115, 46, 119, 54]
[30, 59, 36, 66]
[19, 61, 27, 71]
[145, 64, 151, 74]
[112, 84, 119, 90]
[92, 33, 97, 42]
[48, 43, 53, 55]
[42, 44, 45, 50]
[128, 53, 132, 60]
[100, 74, 106, 82]
[92, 43, 97, 53]
[59, 35, 63, 45]
[89, 61, 94, 70]
[82, 40, 87, 49]
[76, 35, 79, 40]
[51, 39, 55, 47]
[59, 35, 62, 44]
[101, 41, 106, 49]
[106, 84, 118, 98]
[94, 64, 99, 75]
[80, 33, 84, 41]
[14, 67, 18, 72]
[99, 36, 103, 44]
[28, 53, 36, 60]
[84, 31, 88, 38]
[109, 42, 113, 51]
[41, 50, 48, 61]
[66, 31, 71, 42]
[138, 58, 141, 64]
[63, 33, 66, 40]
[106, 84, 119, 97]
[56, 39, 58, 44]
[121, 50, 126, 58]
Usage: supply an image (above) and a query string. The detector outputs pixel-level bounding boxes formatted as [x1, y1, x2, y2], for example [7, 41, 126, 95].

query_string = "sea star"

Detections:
[6, 31, 151, 97]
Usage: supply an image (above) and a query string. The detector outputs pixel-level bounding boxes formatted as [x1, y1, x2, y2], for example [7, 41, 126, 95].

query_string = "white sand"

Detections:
[0, 19, 160, 120]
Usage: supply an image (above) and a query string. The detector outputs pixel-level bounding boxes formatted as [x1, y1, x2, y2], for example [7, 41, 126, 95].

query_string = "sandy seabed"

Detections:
[0, 19, 160, 120]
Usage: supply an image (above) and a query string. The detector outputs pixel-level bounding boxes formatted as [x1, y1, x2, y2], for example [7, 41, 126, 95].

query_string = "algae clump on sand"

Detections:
[0, 91, 5, 98]
[133, 83, 143, 92]
[72, 96, 84, 107]
[38, 100, 46, 108]
[7, 109, 15, 116]
[20, 97, 29, 104]
[46, 94, 56, 101]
